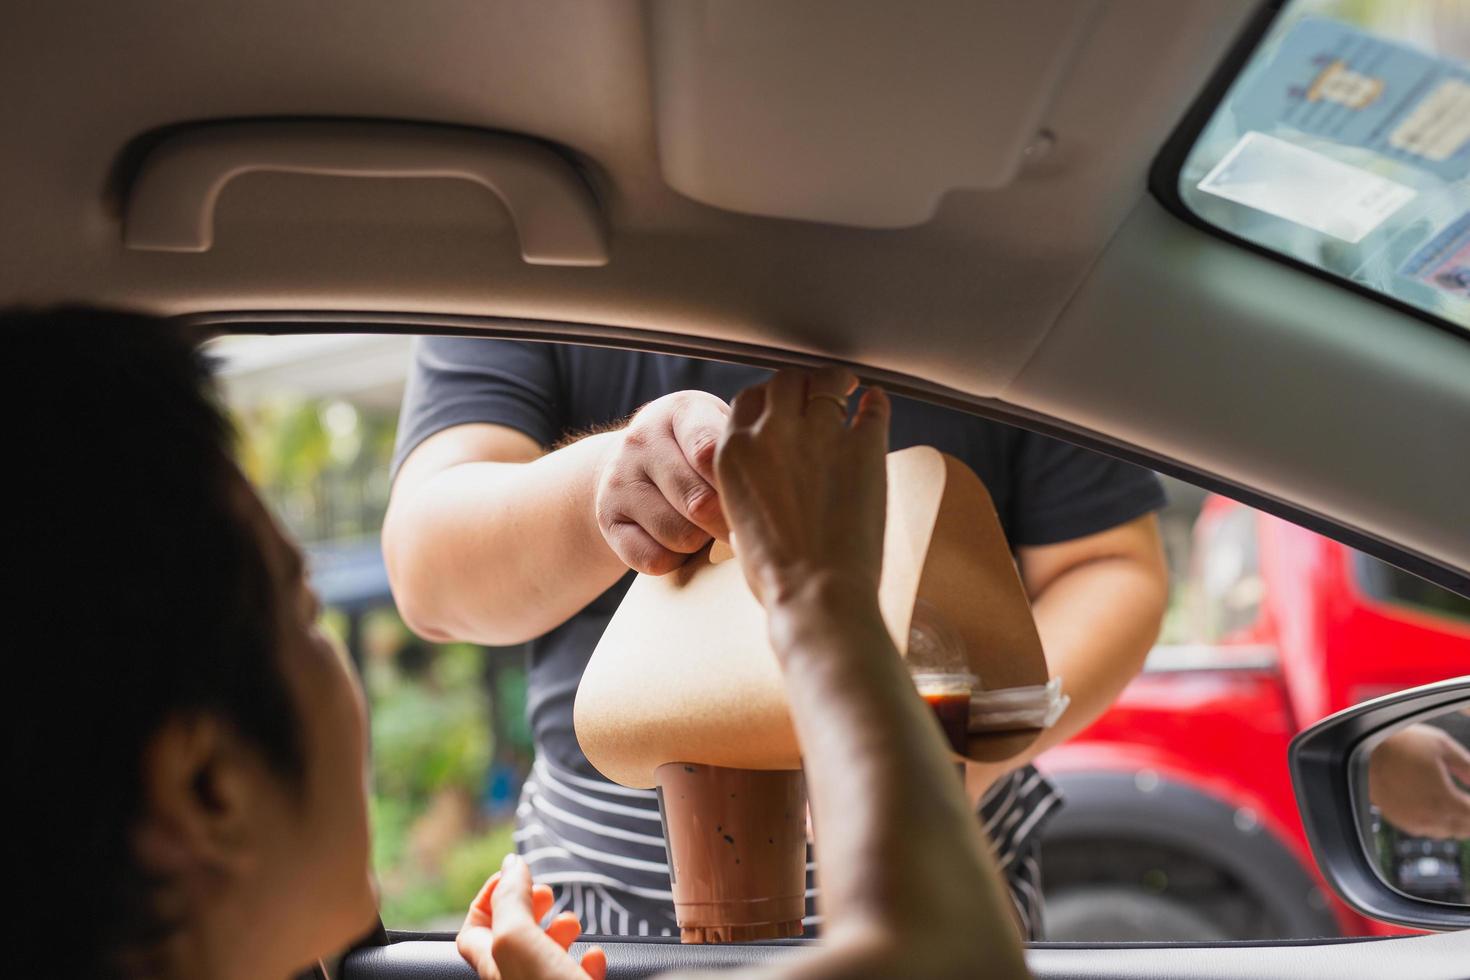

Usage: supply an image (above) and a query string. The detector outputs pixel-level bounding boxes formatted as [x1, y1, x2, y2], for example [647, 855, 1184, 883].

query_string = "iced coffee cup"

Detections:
[906, 599, 976, 758]
[654, 762, 807, 943]
[910, 670, 978, 757]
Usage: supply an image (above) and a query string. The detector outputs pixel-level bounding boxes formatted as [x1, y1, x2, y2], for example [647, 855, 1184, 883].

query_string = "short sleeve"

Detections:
[391, 336, 562, 478]
[1007, 431, 1166, 547]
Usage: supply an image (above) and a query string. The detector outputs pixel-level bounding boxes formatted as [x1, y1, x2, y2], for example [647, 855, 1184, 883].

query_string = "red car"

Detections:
[1038, 495, 1470, 941]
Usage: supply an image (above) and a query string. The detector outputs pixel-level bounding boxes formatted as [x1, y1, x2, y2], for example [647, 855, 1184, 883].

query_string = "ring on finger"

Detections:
[805, 391, 849, 417]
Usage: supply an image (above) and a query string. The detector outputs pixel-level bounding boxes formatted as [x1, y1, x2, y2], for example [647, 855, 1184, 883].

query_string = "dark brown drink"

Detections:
[921, 690, 971, 756]
[911, 671, 976, 760]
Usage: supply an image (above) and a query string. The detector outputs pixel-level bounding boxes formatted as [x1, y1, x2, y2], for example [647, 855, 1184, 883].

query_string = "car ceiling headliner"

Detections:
[2, 0, 1468, 587]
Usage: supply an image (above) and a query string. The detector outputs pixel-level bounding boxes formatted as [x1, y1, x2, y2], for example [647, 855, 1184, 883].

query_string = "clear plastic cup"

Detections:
[655, 763, 807, 943]
[907, 600, 976, 758]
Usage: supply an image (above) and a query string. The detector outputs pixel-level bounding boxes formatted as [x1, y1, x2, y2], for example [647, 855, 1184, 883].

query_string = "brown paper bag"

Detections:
[575, 446, 1049, 789]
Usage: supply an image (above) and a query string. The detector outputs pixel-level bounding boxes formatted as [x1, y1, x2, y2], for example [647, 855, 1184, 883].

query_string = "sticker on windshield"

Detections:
[1399, 213, 1470, 299]
[1198, 131, 1416, 243]
[1234, 17, 1470, 181]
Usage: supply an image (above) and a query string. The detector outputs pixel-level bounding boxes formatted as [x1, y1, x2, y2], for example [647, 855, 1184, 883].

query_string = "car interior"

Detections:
[3, 0, 1468, 977]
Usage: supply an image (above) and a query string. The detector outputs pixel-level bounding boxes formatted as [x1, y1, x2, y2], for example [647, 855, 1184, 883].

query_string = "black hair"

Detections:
[2, 307, 304, 976]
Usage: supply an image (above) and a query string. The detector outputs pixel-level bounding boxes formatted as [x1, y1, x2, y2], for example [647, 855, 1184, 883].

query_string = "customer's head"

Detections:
[5, 308, 376, 978]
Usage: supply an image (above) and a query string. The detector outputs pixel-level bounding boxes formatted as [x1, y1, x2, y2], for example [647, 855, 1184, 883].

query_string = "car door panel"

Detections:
[342, 933, 1469, 980]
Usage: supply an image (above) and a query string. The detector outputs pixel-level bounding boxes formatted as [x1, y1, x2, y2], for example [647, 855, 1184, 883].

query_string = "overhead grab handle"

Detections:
[123, 121, 608, 267]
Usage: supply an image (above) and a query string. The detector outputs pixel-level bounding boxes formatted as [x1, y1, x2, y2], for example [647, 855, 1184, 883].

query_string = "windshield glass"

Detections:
[1178, 0, 1470, 330]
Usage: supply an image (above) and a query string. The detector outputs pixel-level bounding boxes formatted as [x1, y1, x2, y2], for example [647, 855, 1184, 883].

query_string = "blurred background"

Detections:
[213, 333, 1468, 938]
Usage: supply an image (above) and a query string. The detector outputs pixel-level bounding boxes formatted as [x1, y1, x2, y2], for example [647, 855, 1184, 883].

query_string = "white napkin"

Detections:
[968, 676, 1069, 733]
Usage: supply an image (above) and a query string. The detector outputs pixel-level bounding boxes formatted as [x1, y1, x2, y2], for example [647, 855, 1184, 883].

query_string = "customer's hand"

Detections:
[714, 367, 890, 608]
[457, 854, 607, 980]
[1369, 723, 1470, 839]
[595, 390, 731, 574]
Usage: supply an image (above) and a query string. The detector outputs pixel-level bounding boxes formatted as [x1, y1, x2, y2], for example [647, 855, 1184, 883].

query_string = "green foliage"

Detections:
[377, 821, 518, 928]
[234, 398, 332, 495]
[370, 666, 492, 804]
[442, 823, 521, 915]
[231, 394, 398, 545]
[370, 793, 415, 876]
[494, 663, 534, 752]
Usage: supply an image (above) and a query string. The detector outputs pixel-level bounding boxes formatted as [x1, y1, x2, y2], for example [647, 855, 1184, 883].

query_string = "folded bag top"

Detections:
[575, 445, 1050, 789]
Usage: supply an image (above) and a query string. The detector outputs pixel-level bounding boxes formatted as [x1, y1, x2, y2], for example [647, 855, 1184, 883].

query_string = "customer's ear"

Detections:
[134, 714, 265, 881]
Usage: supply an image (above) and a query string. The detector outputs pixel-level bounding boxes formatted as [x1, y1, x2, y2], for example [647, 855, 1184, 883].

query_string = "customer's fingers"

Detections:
[580, 947, 608, 980]
[804, 366, 857, 422]
[467, 871, 502, 921]
[457, 872, 503, 980]
[803, 394, 849, 428]
[851, 387, 891, 452]
[765, 370, 806, 420]
[488, 855, 583, 979]
[489, 853, 537, 929]
[455, 929, 499, 980]
[545, 912, 583, 950]
[531, 884, 555, 926]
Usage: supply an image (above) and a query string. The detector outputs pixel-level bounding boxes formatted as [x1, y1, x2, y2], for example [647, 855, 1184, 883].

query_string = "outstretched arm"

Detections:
[384, 389, 731, 646]
[711, 368, 1030, 980]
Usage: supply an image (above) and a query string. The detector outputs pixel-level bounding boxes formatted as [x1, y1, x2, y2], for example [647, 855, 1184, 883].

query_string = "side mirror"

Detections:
[1290, 676, 1470, 931]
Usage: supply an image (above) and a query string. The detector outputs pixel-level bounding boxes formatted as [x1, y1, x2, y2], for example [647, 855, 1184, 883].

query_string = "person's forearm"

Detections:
[766, 574, 1029, 974]
[382, 432, 627, 645]
[1027, 555, 1165, 748]
[966, 556, 1166, 794]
